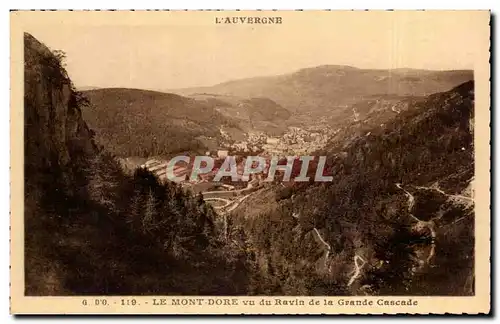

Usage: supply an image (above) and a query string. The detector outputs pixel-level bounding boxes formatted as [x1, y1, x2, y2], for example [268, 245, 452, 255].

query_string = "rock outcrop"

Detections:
[24, 33, 96, 191]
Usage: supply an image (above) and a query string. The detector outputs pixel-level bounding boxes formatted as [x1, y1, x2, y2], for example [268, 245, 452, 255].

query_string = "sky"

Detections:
[20, 10, 489, 90]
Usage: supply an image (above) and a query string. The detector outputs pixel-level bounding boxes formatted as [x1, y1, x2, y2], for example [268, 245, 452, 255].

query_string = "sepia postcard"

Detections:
[10, 10, 491, 315]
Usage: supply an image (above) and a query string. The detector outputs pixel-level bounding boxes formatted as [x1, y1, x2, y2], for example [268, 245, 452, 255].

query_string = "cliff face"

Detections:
[24, 33, 99, 294]
[24, 33, 96, 191]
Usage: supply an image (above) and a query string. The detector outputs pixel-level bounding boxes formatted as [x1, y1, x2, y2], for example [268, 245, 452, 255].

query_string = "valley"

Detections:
[23, 31, 476, 297]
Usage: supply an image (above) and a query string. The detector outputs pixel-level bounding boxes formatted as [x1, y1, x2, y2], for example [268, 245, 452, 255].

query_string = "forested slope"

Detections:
[24, 33, 250, 296]
[231, 80, 475, 296]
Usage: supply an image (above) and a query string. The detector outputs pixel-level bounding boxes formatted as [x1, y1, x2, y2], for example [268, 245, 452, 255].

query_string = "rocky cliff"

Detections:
[24, 33, 101, 294]
[24, 33, 97, 191]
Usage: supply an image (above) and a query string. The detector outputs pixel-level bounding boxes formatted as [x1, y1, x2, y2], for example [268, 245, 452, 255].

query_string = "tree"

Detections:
[142, 189, 158, 235]
[86, 151, 120, 213]
[126, 188, 143, 232]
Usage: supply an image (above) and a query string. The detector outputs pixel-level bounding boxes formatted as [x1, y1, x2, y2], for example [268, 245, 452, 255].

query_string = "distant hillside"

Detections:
[231, 80, 475, 296]
[187, 93, 291, 135]
[172, 65, 473, 126]
[77, 86, 101, 91]
[82, 88, 240, 157]
[82, 88, 293, 157]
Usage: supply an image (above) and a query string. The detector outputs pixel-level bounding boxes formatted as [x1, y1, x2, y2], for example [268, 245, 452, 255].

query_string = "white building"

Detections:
[266, 137, 280, 145]
[217, 150, 229, 158]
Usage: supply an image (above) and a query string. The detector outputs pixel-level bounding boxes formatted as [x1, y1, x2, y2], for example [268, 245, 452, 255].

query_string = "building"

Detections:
[266, 137, 280, 145]
[217, 149, 229, 158]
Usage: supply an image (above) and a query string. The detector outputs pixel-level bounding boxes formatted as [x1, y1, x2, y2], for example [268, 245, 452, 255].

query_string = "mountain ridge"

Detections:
[170, 65, 473, 125]
[168, 65, 471, 91]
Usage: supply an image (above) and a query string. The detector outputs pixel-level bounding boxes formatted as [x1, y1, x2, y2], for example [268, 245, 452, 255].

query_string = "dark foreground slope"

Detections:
[231, 80, 475, 296]
[24, 33, 250, 295]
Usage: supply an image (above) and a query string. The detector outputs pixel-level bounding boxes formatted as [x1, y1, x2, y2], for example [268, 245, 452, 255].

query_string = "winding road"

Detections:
[203, 179, 262, 214]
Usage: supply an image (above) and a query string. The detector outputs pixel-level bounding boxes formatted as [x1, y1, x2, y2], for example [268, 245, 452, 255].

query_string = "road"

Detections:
[141, 158, 262, 215]
[203, 179, 262, 215]
[203, 197, 232, 210]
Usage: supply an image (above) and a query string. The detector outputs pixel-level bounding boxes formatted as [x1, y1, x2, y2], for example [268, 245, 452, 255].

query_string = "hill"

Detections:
[76, 86, 100, 91]
[82, 88, 292, 157]
[172, 65, 473, 127]
[81, 88, 240, 157]
[186, 93, 291, 135]
[230, 80, 475, 296]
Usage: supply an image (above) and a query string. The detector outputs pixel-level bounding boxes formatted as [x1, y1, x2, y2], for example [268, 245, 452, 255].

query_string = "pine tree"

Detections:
[142, 189, 157, 235]
[126, 188, 143, 232]
[86, 151, 120, 212]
